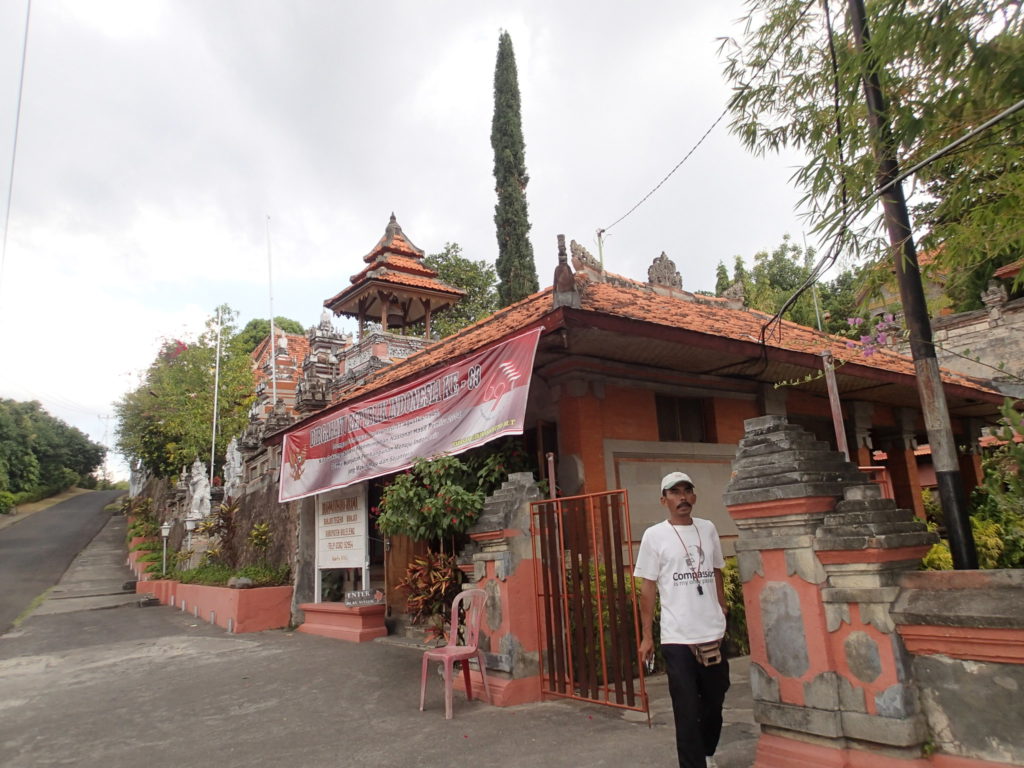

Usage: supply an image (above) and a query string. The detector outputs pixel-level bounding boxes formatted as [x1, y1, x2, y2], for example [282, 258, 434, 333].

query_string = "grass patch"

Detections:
[12, 588, 54, 628]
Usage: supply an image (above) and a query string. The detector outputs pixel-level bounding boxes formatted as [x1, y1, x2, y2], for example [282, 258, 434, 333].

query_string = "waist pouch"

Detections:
[690, 640, 723, 667]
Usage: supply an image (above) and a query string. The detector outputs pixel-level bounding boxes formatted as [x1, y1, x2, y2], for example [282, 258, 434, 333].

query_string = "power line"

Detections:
[760, 95, 1024, 343]
[0, 0, 32, 303]
[600, 0, 817, 236]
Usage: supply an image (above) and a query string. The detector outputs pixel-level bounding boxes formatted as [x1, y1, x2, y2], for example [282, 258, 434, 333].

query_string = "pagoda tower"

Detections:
[323, 213, 464, 339]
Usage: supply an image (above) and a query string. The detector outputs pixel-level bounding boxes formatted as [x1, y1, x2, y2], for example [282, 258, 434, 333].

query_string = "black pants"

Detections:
[662, 643, 730, 768]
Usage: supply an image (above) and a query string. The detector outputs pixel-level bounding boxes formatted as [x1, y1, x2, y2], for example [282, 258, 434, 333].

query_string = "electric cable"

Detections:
[761, 93, 1024, 345]
[0, 0, 32, 304]
[600, 0, 818, 236]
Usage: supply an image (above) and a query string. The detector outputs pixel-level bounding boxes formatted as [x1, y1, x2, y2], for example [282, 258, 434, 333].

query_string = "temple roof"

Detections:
[362, 212, 424, 263]
[268, 269, 1005, 443]
[324, 214, 464, 323]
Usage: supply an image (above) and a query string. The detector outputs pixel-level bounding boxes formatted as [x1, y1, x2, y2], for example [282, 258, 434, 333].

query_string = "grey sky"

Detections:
[0, 0, 810, 477]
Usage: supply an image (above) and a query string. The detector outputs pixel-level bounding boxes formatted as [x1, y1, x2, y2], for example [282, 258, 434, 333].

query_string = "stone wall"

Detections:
[892, 569, 1024, 765]
[930, 294, 1024, 394]
[725, 415, 1024, 768]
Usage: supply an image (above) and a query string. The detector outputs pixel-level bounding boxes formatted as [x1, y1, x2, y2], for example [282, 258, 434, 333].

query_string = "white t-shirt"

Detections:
[633, 517, 727, 645]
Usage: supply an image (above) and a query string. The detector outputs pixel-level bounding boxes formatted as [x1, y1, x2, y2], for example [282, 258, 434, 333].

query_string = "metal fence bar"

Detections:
[530, 489, 648, 715]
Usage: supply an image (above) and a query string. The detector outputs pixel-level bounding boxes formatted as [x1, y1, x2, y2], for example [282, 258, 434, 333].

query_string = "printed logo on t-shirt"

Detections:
[672, 568, 715, 584]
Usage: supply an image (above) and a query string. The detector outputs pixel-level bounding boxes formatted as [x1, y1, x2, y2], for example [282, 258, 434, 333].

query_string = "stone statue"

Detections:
[320, 308, 335, 333]
[188, 459, 211, 519]
[128, 462, 149, 499]
[277, 330, 289, 355]
[222, 438, 244, 501]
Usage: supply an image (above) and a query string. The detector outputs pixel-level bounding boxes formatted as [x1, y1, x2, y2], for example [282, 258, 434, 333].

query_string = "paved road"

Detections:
[0, 490, 123, 633]
[0, 514, 759, 768]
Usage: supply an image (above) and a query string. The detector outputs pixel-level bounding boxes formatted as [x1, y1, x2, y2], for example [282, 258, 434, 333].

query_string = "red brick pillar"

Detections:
[725, 416, 936, 767]
[459, 472, 544, 706]
[883, 413, 926, 520]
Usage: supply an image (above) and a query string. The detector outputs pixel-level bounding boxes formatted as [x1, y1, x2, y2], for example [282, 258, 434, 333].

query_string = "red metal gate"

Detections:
[530, 490, 649, 715]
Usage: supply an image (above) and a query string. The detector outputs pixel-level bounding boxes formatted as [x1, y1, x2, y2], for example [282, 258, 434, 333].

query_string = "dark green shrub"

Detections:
[177, 563, 234, 586]
[234, 563, 291, 587]
[722, 557, 749, 657]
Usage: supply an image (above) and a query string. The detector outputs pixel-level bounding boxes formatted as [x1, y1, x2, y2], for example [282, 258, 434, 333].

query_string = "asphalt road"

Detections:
[0, 513, 758, 768]
[0, 490, 123, 633]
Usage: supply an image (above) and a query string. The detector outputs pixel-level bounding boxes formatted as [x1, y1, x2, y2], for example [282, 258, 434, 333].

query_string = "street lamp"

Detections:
[160, 522, 172, 577]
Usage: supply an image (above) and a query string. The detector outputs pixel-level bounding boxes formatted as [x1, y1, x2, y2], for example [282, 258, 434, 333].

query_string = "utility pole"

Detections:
[847, 0, 977, 568]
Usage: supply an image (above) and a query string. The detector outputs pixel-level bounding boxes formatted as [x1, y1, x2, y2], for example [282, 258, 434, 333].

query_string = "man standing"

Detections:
[635, 472, 730, 768]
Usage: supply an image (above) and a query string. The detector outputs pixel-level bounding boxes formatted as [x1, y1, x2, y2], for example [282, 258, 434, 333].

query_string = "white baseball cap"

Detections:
[661, 472, 695, 492]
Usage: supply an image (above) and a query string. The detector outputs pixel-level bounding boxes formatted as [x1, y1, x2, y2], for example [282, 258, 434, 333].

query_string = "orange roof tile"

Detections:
[252, 332, 311, 379]
[362, 213, 424, 263]
[994, 259, 1023, 281]
[279, 274, 1000, 436]
[350, 254, 437, 282]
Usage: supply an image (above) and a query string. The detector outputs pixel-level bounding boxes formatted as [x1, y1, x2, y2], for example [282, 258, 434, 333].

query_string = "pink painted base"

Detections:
[297, 602, 387, 643]
[755, 734, 1010, 768]
[453, 671, 542, 707]
[174, 584, 293, 633]
[136, 579, 177, 604]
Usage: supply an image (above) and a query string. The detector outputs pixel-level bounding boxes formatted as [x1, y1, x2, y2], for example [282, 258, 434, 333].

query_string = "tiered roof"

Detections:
[323, 214, 464, 326]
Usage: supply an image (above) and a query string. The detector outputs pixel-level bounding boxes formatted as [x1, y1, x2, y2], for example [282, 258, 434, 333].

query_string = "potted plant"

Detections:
[397, 551, 463, 640]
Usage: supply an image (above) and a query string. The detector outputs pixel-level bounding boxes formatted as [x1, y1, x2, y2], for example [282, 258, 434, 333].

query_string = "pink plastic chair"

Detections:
[419, 588, 492, 719]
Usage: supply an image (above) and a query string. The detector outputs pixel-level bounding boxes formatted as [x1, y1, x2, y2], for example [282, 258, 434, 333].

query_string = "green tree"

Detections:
[235, 316, 305, 355]
[491, 30, 539, 307]
[732, 255, 749, 295]
[423, 243, 499, 338]
[115, 306, 255, 478]
[714, 262, 731, 295]
[721, 1, 1023, 285]
[816, 267, 861, 335]
[746, 235, 817, 327]
[0, 399, 105, 494]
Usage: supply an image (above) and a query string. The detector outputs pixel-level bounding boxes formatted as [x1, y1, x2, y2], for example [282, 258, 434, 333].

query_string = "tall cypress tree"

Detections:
[491, 31, 539, 307]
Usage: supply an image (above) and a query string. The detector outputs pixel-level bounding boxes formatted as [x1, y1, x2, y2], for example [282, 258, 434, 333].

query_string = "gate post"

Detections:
[724, 415, 936, 767]
[461, 472, 544, 706]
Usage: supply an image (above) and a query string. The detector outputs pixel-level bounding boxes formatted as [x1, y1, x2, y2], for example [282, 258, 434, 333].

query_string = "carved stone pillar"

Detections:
[461, 472, 544, 706]
[725, 415, 936, 767]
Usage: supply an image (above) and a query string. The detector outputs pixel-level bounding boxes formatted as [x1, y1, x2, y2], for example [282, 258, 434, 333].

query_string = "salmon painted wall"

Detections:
[710, 398, 761, 444]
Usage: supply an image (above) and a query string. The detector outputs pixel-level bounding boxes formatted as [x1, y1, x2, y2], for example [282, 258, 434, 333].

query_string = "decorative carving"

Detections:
[647, 251, 682, 288]
[265, 398, 293, 433]
[981, 279, 1007, 324]
[723, 280, 745, 304]
[569, 239, 600, 272]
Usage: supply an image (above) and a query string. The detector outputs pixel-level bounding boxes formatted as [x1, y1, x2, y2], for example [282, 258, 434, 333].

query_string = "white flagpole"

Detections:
[266, 215, 277, 405]
[210, 307, 222, 485]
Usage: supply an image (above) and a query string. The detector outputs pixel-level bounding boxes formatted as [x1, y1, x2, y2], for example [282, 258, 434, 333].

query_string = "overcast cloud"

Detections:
[0, 0, 810, 477]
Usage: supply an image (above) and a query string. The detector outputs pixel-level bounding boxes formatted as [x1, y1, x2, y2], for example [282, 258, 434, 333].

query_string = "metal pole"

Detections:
[209, 308, 222, 486]
[847, 0, 976, 568]
[162, 537, 167, 576]
[266, 215, 278, 405]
